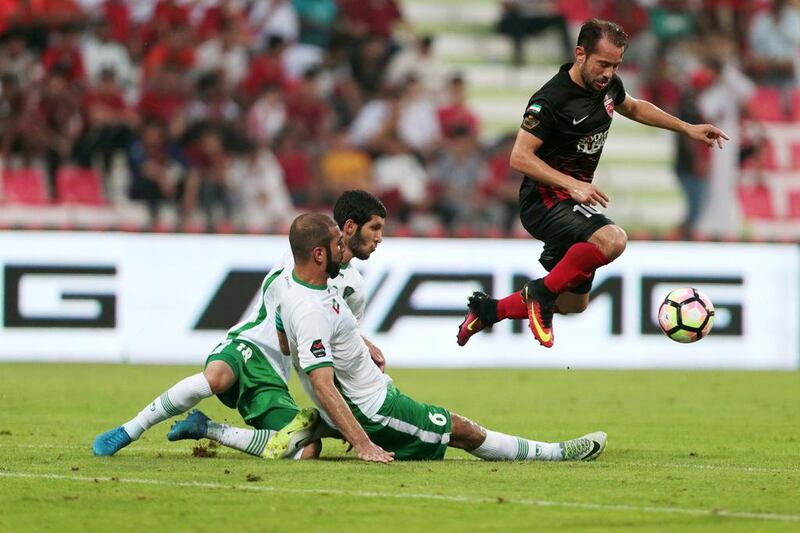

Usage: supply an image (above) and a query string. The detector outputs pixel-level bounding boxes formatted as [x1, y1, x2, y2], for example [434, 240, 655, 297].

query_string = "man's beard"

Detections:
[348, 227, 371, 260]
[324, 245, 342, 279]
[580, 64, 601, 92]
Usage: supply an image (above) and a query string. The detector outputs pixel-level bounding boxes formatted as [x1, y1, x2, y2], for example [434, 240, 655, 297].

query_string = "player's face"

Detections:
[324, 227, 345, 279]
[349, 215, 385, 260]
[577, 37, 624, 92]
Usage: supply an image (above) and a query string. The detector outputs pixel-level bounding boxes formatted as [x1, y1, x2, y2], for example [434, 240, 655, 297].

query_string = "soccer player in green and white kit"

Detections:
[92, 191, 387, 459]
[269, 213, 606, 463]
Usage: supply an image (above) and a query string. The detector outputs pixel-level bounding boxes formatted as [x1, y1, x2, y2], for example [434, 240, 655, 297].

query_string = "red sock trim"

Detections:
[497, 291, 528, 320]
[543, 242, 610, 295]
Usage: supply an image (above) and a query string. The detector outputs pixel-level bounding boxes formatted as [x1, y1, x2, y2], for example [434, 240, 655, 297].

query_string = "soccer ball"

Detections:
[657, 288, 715, 343]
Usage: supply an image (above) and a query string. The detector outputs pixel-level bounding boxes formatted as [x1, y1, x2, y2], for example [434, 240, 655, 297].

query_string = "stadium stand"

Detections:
[0, 0, 797, 240]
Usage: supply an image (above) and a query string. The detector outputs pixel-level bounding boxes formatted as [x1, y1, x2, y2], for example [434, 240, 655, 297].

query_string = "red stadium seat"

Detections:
[747, 87, 786, 122]
[55, 166, 106, 205]
[738, 183, 775, 219]
[1, 168, 50, 205]
[790, 88, 800, 122]
[790, 142, 800, 170]
[787, 190, 800, 219]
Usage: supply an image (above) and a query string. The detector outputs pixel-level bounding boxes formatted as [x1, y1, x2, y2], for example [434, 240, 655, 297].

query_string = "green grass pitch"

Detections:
[1, 363, 798, 531]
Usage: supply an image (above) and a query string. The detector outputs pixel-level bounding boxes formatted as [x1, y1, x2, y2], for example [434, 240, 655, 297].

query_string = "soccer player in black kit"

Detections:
[457, 19, 729, 349]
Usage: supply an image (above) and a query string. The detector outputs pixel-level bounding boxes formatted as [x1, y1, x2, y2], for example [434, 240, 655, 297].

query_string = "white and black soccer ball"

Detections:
[657, 288, 715, 343]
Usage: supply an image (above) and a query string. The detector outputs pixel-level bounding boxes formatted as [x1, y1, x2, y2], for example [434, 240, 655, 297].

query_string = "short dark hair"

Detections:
[289, 213, 337, 263]
[577, 19, 628, 56]
[333, 190, 387, 229]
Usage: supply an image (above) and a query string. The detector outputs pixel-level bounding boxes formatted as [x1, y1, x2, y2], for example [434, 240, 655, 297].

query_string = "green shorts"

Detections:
[347, 383, 451, 461]
[205, 339, 299, 431]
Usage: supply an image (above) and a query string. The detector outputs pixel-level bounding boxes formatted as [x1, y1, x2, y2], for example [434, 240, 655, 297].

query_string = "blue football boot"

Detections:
[92, 426, 132, 456]
[167, 409, 210, 441]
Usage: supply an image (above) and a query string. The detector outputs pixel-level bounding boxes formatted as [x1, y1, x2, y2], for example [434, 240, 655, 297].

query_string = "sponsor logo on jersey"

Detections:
[310, 339, 326, 358]
[604, 94, 614, 117]
[332, 299, 340, 314]
[576, 130, 609, 154]
[572, 114, 590, 125]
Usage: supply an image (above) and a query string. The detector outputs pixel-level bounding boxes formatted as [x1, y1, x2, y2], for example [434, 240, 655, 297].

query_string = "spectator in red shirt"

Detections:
[240, 35, 288, 103]
[102, 0, 131, 44]
[437, 74, 480, 140]
[138, 68, 188, 137]
[274, 123, 317, 207]
[74, 67, 136, 170]
[151, 0, 190, 38]
[27, 68, 84, 187]
[142, 25, 196, 81]
[284, 67, 331, 142]
[339, 0, 406, 41]
[41, 25, 85, 84]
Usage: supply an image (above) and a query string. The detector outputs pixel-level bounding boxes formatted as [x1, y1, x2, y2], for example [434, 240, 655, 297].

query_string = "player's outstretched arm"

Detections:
[510, 129, 609, 207]
[307, 366, 394, 463]
[362, 336, 386, 372]
[616, 94, 729, 149]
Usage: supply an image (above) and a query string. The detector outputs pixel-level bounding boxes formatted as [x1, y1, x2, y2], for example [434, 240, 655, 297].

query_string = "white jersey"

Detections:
[279, 249, 367, 323]
[222, 250, 368, 387]
[224, 264, 291, 383]
[276, 270, 391, 428]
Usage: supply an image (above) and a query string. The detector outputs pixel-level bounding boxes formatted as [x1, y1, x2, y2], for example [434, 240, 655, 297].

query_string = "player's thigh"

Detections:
[205, 340, 245, 409]
[355, 385, 451, 461]
[524, 200, 615, 272]
[203, 360, 236, 394]
[207, 339, 299, 430]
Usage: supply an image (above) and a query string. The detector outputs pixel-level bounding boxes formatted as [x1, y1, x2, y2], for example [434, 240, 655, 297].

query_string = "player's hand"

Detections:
[365, 340, 386, 373]
[354, 441, 395, 464]
[686, 123, 730, 149]
[569, 180, 609, 208]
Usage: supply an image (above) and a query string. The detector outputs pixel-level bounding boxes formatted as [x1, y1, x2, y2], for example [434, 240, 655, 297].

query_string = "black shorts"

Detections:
[519, 198, 614, 294]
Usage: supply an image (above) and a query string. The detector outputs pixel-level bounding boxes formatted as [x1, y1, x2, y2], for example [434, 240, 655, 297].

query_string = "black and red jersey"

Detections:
[519, 63, 627, 209]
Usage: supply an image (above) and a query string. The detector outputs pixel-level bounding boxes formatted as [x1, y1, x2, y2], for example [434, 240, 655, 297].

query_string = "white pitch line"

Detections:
[621, 462, 800, 474]
[0, 471, 798, 523]
[2, 444, 799, 474]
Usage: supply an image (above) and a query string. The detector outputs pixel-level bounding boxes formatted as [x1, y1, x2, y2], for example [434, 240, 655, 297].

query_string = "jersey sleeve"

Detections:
[611, 75, 627, 106]
[520, 97, 556, 142]
[292, 305, 335, 374]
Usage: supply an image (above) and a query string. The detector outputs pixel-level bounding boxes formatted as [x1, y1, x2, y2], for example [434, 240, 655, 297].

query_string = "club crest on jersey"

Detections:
[310, 339, 326, 358]
[604, 94, 614, 117]
[343, 286, 355, 299]
[522, 114, 540, 130]
[331, 299, 340, 314]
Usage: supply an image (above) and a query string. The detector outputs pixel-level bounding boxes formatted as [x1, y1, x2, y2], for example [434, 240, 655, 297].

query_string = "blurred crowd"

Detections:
[0, 0, 798, 238]
[500, 0, 800, 239]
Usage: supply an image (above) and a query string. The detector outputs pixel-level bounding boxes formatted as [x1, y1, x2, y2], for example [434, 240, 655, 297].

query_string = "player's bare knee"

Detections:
[591, 225, 627, 261]
[608, 226, 628, 260]
[203, 361, 234, 394]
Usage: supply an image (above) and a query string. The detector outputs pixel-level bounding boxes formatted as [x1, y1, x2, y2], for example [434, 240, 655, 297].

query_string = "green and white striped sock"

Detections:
[205, 422, 273, 457]
[469, 429, 561, 461]
[123, 373, 212, 440]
